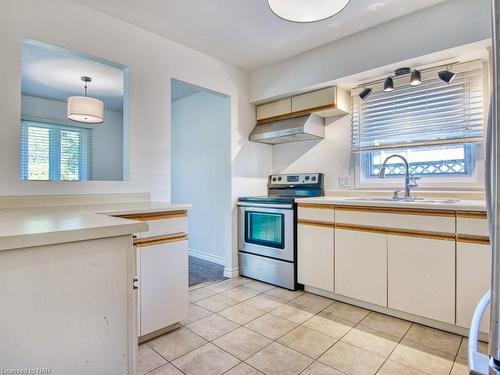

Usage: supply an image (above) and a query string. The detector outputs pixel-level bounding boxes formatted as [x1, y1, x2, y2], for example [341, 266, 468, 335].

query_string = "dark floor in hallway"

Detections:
[189, 256, 226, 287]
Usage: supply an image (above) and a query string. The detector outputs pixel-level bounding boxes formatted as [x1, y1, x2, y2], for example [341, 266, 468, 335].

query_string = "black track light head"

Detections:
[438, 70, 456, 84]
[383, 76, 394, 92]
[410, 69, 422, 86]
[359, 87, 372, 100]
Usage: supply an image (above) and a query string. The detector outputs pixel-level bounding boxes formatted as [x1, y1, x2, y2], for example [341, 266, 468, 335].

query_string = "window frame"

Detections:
[354, 143, 484, 190]
[20, 121, 91, 181]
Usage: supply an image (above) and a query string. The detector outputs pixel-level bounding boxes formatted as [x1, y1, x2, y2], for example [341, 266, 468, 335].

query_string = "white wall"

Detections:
[171, 91, 230, 265]
[0, 0, 272, 276]
[250, 0, 492, 102]
[272, 115, 352, 190]
[21, 95, 124, 180]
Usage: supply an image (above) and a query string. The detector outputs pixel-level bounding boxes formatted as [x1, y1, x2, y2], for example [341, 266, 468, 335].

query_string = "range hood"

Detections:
[249, 114, 325, 145]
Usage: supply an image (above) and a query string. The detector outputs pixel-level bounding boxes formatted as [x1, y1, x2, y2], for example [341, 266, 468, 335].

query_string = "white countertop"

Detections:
[0, 202, 191, 252]
[295, 196, 487, 211]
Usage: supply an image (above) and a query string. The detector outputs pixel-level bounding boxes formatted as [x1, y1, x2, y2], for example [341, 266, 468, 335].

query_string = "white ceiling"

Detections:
[22, 39, 125, 111]
[72, 0, 449, 71]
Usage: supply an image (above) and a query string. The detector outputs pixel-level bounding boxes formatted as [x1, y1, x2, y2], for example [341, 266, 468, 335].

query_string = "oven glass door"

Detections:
[239, 205, 294, 262]
[245, 211, 285, 249]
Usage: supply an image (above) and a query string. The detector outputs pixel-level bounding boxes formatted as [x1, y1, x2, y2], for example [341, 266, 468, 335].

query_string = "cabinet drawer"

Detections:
[298, 206, 334, 223]
[335, 207, 455, 234]
[138, 217, 188, 239]
[256, 98, 292, 121]
[457, 213, 489, 237]
[292, 87, 335, 113]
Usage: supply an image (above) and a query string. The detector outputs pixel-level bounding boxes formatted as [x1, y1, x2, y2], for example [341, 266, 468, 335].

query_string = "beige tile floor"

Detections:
[138, 277, 488, 375]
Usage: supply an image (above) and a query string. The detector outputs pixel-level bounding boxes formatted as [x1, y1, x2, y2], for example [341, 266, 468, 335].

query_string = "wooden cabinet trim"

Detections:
[335, 223, 455, 241]
[134, 233, 188, 247]
[334, 205, 456, 217]
[117, 210, 188, 221]
[457, 234, 491, 245]
[298, 203, 336, 210]
[457, 211, 487, 219]
[298, 219, 335, 228]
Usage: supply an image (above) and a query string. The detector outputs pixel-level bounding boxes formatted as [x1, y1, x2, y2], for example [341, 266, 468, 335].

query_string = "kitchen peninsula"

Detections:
[0, 194, 190, 374]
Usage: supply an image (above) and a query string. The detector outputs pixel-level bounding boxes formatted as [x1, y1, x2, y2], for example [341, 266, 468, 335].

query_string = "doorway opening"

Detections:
[171, 79, 231, 288]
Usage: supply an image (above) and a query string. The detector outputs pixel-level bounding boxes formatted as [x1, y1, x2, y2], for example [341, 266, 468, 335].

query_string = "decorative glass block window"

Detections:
[20, 121, 92, 181]
[352, 60, 485, 180]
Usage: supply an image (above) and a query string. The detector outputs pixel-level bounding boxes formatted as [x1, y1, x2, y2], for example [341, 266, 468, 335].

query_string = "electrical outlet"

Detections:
[338, 176, 351, 189]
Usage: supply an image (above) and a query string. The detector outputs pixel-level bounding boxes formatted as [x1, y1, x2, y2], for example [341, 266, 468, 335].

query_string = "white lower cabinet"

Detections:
[335, 229, 387, 306]
[298, 223, 334, 292]
[457, 241, 491, 333]
[138, 239, 188, 336]
[388, 235, 455, 324]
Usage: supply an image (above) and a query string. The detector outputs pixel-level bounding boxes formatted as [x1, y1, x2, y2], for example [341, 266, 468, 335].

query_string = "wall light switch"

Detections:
[338, 176, 351, 189]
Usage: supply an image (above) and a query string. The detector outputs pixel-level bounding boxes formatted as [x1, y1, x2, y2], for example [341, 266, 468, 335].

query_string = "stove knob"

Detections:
[311, 176, 317, 181]
[305, 176, 310, 181]
[272, 177, 276, 182]
[277, 176, 282, 181]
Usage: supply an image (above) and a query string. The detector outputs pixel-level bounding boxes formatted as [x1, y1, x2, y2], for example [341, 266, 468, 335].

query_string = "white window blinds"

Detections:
[351, 60, 486, 152]
[20, 121, 92, 181]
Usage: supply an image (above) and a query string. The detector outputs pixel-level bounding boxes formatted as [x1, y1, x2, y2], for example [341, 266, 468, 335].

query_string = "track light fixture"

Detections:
[383, 76, 394, 92]
[357, 62, 459, 100]
[359, 87, 372, 100]
[410, 69, 422, 86]
[438, 67, 456, 84]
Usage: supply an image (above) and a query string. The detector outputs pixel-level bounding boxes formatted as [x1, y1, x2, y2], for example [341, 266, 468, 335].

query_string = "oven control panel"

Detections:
[269, 173, 321, 185]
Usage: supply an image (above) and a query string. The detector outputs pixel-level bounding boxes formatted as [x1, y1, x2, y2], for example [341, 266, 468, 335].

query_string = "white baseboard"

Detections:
[223, 267, 240, 278]
[188, 248, 225, 266]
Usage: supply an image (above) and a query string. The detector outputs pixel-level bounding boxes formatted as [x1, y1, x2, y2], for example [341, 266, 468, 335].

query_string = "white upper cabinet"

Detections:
[256, 86, 350, 122]
[291, 87, 350, 118]
[256, 98, 292, 121]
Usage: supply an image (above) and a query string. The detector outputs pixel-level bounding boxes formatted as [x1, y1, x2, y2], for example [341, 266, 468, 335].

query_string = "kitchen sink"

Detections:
[345, 197, 460, 204]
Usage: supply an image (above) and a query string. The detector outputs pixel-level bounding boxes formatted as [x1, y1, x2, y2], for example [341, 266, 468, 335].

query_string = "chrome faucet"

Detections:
[378, 154, 419, 199]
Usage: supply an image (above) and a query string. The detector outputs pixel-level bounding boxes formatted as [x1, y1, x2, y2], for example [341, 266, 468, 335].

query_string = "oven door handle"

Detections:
[237, 202, 294, 209]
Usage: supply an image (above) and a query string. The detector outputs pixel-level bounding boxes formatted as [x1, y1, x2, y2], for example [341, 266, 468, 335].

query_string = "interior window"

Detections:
[20, 121, 91, 181]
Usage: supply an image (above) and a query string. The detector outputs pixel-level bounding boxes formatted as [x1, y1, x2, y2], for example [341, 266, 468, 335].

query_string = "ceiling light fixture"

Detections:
[383, 76, 394, 92]
[267, 0, 350, 23]
[410, 69, 422, 86]
[438, 67, 456, 84]
[359, 87, 372, 100]
[67, 76, 104, 124]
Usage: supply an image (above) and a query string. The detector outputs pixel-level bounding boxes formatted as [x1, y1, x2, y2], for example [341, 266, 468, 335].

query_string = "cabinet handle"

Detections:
[133, 277, 139, 290]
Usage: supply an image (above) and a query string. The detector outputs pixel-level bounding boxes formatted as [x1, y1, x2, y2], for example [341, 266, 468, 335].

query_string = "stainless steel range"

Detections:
[238, 173, 324, 290]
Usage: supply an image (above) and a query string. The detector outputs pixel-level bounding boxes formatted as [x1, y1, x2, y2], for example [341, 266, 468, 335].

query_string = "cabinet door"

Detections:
[298, 223, 334, 292]
[292, 87, 335, 113]
[256, 98, 292, 121]
[388, 235, 455, 324]
[139, 239, 188, 336]
[457, 241, 491, 333]
[335, 228, 387, 306]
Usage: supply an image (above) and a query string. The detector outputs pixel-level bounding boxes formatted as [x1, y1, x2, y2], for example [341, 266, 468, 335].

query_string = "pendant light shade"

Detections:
[268, 0, 350, 23]
[67, 76, 104, 124]
[67, 96, 104, 124]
